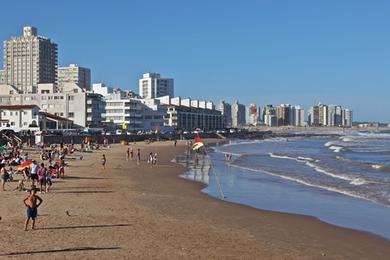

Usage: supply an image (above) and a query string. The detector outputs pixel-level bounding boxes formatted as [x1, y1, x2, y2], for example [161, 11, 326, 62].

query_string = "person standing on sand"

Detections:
[137, 148, 141, 165]
[101, 154, 107, 170]
[126, 148, 130, 161]
[37, 163, 47, 193]
[30, 160, 38, 186]
[0, 166, 9, 191]
[23, 187, 43, 231]
[130, 148, 134, 160]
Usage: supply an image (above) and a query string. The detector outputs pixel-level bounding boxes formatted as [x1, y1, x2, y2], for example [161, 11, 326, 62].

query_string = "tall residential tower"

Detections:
[2, 26, 58, 93]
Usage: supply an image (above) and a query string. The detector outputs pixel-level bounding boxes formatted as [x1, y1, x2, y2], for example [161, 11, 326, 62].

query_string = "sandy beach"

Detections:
[1, 139, 389, 259]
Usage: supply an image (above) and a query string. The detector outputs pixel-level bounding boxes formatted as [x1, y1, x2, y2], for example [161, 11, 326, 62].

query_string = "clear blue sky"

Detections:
[0, 0, 389, 122]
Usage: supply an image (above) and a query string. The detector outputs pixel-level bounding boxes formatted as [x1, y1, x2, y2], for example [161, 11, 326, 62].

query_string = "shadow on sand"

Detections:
[37, 223, 131, 230]
[0, 246, 121, 256]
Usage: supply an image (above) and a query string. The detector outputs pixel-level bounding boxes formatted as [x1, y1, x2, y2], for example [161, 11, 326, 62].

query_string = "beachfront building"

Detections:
[217, 100, 232, 128]
[276, 104, 291, 126]
[262, 105, 277, 127]
[308, 103, 353, 127]
[159, 96, 223, 131]
[0, 105, 40, 131]
[86, 93, 105, 128]
[58, 64, 91, 92]
[343, 108, 353, 127]
[139, 73, 174, 99]
[104, 92, 143, 131]
[140, 99, 168, 131]
[291, 106, 305, 126]
[2, 26, 58, 94]
[231, 100, 246, 127]
[308, 105, 320, 126]
[0, 69, 4, 84]
[0, 83, 95, 127]
[248, 103, 260, 126]
[319, 104, 328, 126]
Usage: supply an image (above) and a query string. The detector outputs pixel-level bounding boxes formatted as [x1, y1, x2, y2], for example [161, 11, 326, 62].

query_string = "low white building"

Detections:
[0, 105, 40, 131]
[157, 96, 223, 131]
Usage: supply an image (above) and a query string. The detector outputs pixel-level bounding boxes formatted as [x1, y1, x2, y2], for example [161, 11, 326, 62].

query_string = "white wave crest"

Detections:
[228, 163, 380, 205]
[329, 145, 344, 153]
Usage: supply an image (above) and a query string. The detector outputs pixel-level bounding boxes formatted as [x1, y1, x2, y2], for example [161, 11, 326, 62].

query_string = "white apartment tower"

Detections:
[139, 73, 174, 99]
[3, 26, 58, 93]
[231, 100, 246, 127]
[58, 64, 91, 91]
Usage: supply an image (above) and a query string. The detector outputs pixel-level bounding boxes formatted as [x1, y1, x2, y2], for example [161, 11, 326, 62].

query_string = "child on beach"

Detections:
[23, 187, 43, 231]
[101, 154, 107, 170]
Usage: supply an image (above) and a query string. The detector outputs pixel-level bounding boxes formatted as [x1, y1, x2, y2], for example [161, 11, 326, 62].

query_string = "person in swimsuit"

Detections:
[23, 187, 43, 231]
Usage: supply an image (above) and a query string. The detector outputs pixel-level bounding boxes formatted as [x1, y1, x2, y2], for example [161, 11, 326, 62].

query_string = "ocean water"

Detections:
[177, 131, 390, 239]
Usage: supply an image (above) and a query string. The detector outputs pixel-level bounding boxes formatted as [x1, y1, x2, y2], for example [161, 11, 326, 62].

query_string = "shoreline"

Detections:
[178, 139, 390, 239]
[1, 139, 389, 259]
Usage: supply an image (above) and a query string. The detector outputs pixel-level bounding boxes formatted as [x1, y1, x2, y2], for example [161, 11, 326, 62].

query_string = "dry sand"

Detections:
[0, 139, 389, 259]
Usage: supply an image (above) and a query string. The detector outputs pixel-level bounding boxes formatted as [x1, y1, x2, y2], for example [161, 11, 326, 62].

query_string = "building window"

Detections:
[23, 111, 27, 115]
[15, 112, 18, 115]
[11, 122, 15, 126]
[10, 112, 13, 116]
[68, 96, 74, 101]
[23, 122, 27, 126]
[68, 112, 74, 118]
[3, 112, 6, 116]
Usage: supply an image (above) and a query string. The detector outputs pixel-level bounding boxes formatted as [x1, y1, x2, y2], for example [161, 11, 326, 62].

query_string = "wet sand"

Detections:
[0, 139, 389, 259]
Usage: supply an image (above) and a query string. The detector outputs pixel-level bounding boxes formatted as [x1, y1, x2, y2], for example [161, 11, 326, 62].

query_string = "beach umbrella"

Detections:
[17, 161, 32, 170]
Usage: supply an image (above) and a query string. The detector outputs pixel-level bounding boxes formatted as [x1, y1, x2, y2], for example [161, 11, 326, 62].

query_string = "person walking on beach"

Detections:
[23, 187, 43, 231]
[153, 153, 158, 165]
[130, 148, 134, 160]
[148, 152, 153, 164]
[101, 154, 107, 170]
[30, 160, 39, 186]
[137, 148, 141, 165]
[126, 148, 130, 161]
[37, 163, 47, 194]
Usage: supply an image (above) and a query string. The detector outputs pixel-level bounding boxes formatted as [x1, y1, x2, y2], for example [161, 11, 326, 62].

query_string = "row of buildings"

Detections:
[0, 26, 224, 132]
[216, 101, 353, 128]
[0, 26, 353, 132]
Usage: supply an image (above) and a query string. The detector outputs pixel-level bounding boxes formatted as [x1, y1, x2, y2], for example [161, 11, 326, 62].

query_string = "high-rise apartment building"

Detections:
[3, 26, 58, 93]
[248, 104, 260, 125]
[139, 73, 174, 99]
[308, 105, 320, 126]
[58, 64, 91, 91]
[0, 69, 5, 84]
[343, 108, 353, 127]
[217, 100, 232, 128]
[319, 104, 328, 126]
[231, 100, 246, 127]
[291, 106, 305, 126]
[276, 104, 291, 126]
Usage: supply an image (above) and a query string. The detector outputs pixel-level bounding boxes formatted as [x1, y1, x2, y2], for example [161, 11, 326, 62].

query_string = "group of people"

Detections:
[126, 147, 143, 165]
[0, 142, 68, 192]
